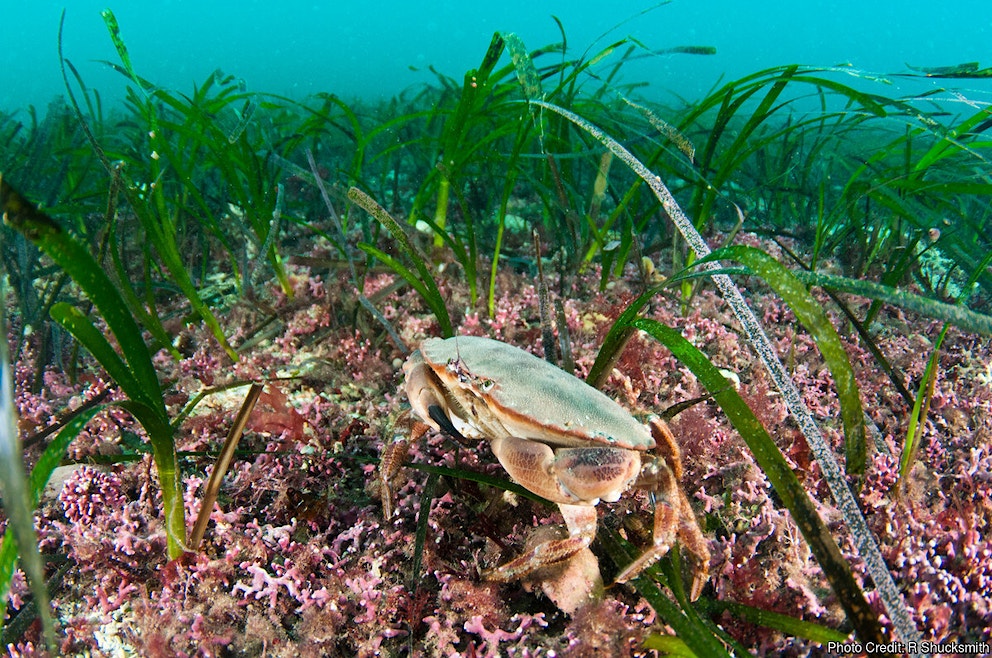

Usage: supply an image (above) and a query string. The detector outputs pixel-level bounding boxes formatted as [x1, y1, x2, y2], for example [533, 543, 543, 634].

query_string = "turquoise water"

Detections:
[4, 1, 990, 112]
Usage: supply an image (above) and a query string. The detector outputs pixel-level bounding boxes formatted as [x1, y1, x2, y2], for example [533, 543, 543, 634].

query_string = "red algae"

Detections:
[4, 234, 991, 656]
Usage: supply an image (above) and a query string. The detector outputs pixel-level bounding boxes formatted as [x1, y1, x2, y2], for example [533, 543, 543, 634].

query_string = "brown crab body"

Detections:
[384, 335, 710, 599]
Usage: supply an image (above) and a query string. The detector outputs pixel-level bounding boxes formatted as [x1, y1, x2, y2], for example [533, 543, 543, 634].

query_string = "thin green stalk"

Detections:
[99, 10, 238, 360]
[899, 323, 949, 488]
[349, 187, 453, 337]
[433, 176, 449, 249]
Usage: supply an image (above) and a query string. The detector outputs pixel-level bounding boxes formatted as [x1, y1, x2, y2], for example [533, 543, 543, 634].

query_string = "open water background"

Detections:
[3, 1, 990, 113]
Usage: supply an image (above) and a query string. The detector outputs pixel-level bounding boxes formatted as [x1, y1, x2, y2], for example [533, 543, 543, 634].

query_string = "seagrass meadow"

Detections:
[1, 7, 991, 657]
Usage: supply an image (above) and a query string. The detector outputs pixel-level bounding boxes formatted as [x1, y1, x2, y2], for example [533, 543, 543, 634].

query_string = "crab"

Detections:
[380, 335, 710, 599]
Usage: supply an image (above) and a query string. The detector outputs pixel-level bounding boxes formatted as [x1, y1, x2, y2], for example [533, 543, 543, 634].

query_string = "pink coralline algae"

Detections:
[5, 234, 992, 656]
[59, 466, 128, 526]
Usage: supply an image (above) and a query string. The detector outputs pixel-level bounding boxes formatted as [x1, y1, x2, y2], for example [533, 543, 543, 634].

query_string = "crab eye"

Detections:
[446, 358, 473, 383]
[479, 379, 495, 392]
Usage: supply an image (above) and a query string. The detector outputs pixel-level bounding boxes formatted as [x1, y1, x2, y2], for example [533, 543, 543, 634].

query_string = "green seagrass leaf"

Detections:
[696, 245, 866, 479]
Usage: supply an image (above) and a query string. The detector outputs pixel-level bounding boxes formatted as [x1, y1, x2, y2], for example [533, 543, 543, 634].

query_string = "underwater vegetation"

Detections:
[1, 7, 991, 656]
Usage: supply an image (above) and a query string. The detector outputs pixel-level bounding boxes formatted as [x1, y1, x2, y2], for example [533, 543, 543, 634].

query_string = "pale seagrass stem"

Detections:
[531, 100, 924, 650]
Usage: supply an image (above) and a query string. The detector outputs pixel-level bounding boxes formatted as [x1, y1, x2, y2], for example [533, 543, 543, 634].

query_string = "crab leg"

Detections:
[484, 503, 598, 581]
[614, 418, 711, 598]
[614, 455, 680, 585]
[378, 417, 430, 519]
[612, 476, 711, 599]
[676, 486, 711, 600]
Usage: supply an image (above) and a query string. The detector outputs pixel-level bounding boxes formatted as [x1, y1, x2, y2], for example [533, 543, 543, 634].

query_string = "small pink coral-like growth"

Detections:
[178, 343, 223, 387]
[69, 480, 158, 571]
[59, 466, 128, 526]
[343, 569, 386, 624]
[327, 330, 392, 383]
[52, 463, 166, 629]
[462, 612, 548, 658]
[2, 569, 27, 612]
[274, 302, 331, 351]
[233, 561, 305, 608]
[790, 362, 841, 419]
[3, 641, 38, 657]
[489, 283, 540, 343]
[561, 599, 650, 657]
[12, 347, 106, 437]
